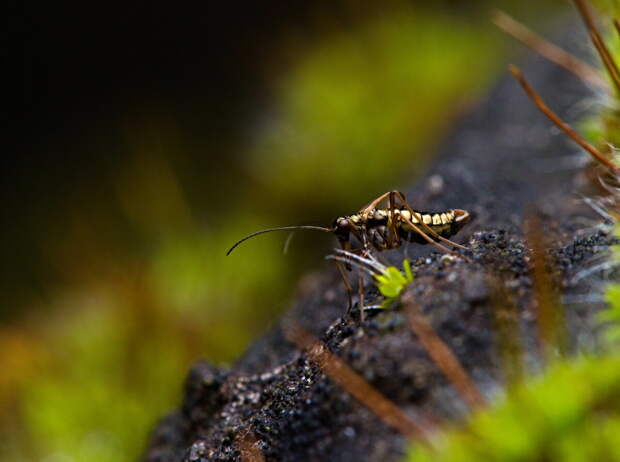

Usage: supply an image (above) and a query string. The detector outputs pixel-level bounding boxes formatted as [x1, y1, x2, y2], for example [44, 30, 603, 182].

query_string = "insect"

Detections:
[227, 190, 470, 316]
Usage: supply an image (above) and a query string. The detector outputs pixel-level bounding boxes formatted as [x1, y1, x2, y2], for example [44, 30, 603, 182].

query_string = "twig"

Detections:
[237, 430, 266, 462]
[509, 65, 620, 176]
[589, 31, 620, 95]
[525, 212, 567, 362]
[493, 10, 607, 89]
[285, 323, 433, 442]
[402, 293, 486, 410]
[574, 0, 620, 94]
[487, 276, 525, 386]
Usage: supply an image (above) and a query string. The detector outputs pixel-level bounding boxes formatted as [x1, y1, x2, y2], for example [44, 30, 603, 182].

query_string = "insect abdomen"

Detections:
[399, 209, 461, 243]
[402, 209, 455, 225]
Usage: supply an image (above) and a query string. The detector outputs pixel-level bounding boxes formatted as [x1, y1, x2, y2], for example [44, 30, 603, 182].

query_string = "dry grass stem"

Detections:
[488, 276, 525, 385]
[589, 31, 620, 94]
[525, 213, 567, 362]
[493, 10, 607, 89]
[574, 0, 620, 94]
[402, 293, 486, 410]
[237, 430, 266, 462]
[285, 323, 432, 442]
[509, 65, 620, 175]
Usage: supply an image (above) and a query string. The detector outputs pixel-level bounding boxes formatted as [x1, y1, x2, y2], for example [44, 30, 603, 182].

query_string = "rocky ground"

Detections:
[144, 22, 616, 462]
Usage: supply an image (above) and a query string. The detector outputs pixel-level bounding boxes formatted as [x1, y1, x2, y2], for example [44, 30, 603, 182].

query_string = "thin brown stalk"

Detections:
[614, 18, 620, 37]
[402, 293, 486, 410]
[509, 65, 620, 176]
[493, 10, 607, 89]
[589, 31, 620, 95]
[237, 430, 266, 462]
[574, 0, 620, 94]
[285, 323, 432, 442]
[525, 212, 567, 363]
[487, 276, 525, 386]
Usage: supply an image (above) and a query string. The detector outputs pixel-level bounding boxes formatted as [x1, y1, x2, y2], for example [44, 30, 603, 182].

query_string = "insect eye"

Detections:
[337, 218, 349, 228]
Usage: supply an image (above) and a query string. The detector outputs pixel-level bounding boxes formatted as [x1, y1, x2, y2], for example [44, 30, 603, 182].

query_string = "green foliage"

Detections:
[578, 13, 620, 151]
[248, 8, 501, 208]
[18, 305, 188, 462]
[591, 0, 620, 17]
[406, 355, 620, 462]
[375, 259, 414, 299]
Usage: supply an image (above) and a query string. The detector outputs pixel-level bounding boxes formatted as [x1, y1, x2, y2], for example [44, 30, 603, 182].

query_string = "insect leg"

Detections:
[334, 243, 369, 320]
[401, 215, 461, 257]
[387, 190, 402, 249]
[353, 226, 376, 321]
[356, 241, 376, 322]
[358, 191, 392, 217]
[393, 191, 469, 251]
[368, 227, 383, 250]
[358, 269, 365, 322]
[334, 259, 354, 314]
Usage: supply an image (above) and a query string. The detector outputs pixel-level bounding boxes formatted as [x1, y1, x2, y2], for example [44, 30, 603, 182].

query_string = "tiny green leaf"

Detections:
[374, 260, 414, 300]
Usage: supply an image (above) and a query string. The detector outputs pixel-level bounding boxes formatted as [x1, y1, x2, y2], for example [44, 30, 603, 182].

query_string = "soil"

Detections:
[143, 21, 617, 462]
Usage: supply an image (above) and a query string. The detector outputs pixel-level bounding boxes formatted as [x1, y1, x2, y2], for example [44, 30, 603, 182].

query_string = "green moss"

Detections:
[248, 8, 501, 208]
[19, 306, 188, 462]
[406, 355, 620, 462]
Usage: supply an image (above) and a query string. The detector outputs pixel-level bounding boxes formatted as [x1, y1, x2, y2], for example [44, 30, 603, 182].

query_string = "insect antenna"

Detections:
[226, 226, 333, 256]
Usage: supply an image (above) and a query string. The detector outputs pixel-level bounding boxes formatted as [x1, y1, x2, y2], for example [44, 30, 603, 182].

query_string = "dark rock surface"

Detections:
[144, 21, 615, 462]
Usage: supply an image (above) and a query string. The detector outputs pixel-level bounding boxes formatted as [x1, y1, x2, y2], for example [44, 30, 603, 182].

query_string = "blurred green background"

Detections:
[6, 1, 569, 460]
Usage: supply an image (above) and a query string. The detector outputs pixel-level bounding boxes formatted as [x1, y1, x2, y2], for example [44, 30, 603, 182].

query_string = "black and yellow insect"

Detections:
[227, 190, 470, 257]
[226, 190, 470, 316]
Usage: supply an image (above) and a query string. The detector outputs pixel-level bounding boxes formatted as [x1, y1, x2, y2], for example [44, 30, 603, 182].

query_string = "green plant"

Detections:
[328, 248, 414, 308]
[406, 355, 620, 462]
[375, 259, 414, 300]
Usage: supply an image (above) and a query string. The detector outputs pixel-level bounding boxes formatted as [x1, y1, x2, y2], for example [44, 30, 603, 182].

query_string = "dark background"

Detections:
[8, 0, 550, 310]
